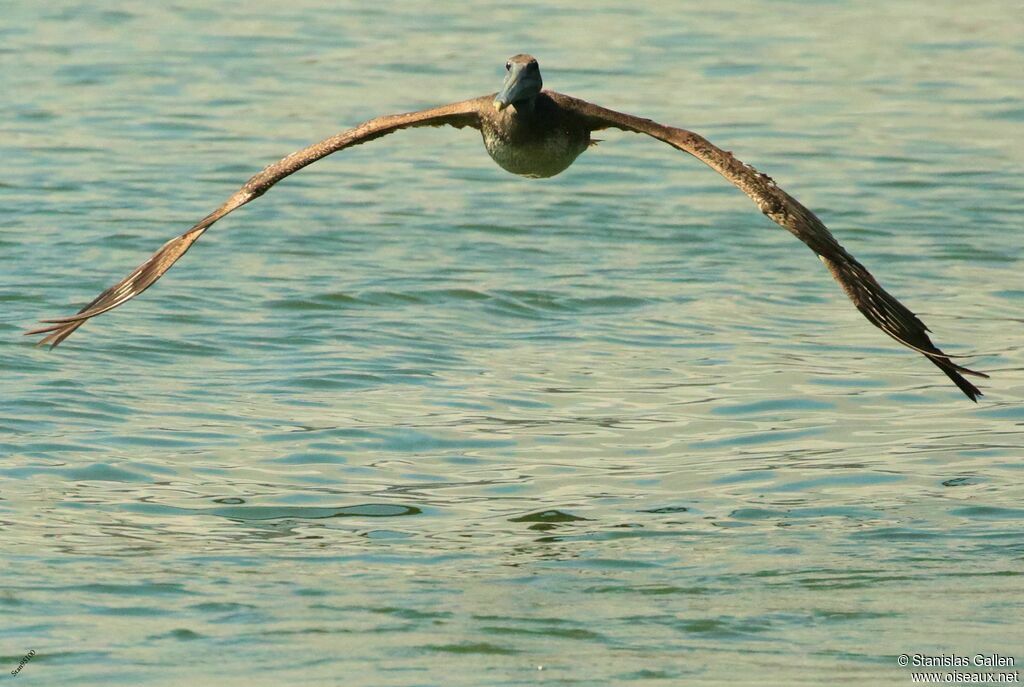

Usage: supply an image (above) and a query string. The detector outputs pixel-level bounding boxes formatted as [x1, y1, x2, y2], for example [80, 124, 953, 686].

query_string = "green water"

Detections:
[3, 1, 1023, 685]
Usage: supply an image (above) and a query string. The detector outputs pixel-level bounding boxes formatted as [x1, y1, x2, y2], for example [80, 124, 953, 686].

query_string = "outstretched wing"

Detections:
[551, 92, 986, 401]
[27, 97, 489, 347]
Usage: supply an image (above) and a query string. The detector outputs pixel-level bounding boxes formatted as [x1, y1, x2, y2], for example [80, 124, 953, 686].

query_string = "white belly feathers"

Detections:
[482, 126, 587, 179]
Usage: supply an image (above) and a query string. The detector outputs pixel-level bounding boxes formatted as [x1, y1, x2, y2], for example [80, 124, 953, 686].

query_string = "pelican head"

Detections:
[494, 54, 543, 111]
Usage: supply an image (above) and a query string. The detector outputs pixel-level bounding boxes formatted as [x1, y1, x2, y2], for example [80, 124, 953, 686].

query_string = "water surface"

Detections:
[3, 1, 1023, 685]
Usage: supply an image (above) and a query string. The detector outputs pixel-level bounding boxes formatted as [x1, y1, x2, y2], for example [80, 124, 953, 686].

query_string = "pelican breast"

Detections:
[480, 98, 589, 178]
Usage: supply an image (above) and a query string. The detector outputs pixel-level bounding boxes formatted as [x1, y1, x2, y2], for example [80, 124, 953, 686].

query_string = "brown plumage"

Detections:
[27, 55, 986, 400]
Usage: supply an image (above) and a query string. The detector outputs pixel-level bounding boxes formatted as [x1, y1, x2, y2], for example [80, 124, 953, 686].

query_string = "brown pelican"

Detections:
[27, 54, 987, 400]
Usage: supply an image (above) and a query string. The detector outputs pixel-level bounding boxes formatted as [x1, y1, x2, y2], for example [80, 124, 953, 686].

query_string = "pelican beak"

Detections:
[493, 77, 516, 110]
[494, 61, 541, 112]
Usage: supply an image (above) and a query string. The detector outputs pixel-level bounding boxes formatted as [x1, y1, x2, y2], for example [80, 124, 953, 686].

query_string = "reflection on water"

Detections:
[3, 0, 1023, 684]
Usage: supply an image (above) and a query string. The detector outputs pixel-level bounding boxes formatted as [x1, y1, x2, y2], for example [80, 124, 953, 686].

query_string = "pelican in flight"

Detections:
[28, 54, 986, 400]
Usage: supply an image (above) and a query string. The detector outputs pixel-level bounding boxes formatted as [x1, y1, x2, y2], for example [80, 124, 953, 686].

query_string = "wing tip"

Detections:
[930, 355, 985, 402]
[25, 317, 86, 349]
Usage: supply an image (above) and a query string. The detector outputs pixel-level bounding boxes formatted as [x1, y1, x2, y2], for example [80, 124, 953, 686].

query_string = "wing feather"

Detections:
[551, 92, 986, 400]
[27, 97, 487, 347]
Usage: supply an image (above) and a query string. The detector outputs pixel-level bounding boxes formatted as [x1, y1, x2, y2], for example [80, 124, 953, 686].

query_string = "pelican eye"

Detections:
[505, 62, 511, 71]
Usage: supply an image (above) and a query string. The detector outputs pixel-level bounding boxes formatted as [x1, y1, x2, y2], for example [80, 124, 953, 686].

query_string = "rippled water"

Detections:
[3, 1, 1023, 685]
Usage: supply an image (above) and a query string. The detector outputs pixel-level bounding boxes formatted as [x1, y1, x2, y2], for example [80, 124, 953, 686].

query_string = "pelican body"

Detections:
[482, 93, 589, 178]
[482, 56, 589, 177]
[28, 54, 987, 401]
